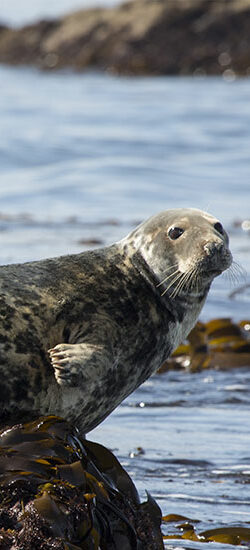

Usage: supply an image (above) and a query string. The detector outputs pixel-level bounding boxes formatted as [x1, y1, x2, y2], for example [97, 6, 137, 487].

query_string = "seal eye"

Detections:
[168, 227, 184, 240]
[214, 222, 224, 235]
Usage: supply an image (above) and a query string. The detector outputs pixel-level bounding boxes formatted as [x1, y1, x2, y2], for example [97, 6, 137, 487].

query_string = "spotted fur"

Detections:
[0, 208, 232, 433]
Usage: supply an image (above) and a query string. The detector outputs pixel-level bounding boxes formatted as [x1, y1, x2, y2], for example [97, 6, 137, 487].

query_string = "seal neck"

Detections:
[130, 250, 210, 323]
[130, 250, 181, 321]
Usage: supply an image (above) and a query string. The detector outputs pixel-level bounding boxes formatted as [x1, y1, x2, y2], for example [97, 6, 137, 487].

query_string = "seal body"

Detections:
[0, 208, 232, 433]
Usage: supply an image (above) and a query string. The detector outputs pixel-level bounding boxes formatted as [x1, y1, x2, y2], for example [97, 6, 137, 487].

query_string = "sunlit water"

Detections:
[1, 64, 250, 548]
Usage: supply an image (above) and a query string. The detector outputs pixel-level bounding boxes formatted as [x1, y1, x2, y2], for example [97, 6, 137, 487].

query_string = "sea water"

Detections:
[1, 63, 250, 547]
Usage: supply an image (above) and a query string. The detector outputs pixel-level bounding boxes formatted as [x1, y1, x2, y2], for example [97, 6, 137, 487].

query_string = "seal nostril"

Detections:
[214, 222, 224, 235]
[204, 241, 221, 257]
[204, 243, 211, 256]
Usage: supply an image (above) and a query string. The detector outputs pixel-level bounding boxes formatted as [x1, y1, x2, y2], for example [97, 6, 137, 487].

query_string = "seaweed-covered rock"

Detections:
[0, 416, 163, 549]
[0, 0, 250, 76]
[159, 318, 250, 373]
[162, 513, 250, 546]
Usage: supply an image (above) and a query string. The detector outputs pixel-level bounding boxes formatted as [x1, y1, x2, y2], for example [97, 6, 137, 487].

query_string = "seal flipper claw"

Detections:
[48, 343, 80, 386]
[48, 342, 110, 388]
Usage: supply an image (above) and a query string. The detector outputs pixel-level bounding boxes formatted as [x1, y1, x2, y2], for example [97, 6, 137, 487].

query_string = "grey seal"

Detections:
[0, 208, 232, 433]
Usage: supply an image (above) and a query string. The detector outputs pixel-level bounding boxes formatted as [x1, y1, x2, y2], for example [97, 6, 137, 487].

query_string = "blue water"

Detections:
[1, 62, 250, 548]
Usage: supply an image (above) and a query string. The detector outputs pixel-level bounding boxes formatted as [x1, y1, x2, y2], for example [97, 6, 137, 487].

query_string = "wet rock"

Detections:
[77, 238, 104, 246]
[0, 0, 250, 76]
[159, 317, 250, 373]
[0, 415, 164, 549]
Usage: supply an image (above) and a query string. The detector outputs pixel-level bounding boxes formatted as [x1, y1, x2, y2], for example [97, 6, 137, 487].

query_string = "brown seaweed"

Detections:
[162, 514, 250, 546]
[0, 416, 163, 549]
[159, 318, 250, 373]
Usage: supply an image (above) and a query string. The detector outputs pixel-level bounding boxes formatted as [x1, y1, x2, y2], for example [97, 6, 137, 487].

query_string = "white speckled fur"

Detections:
[0, 208, 232, 433]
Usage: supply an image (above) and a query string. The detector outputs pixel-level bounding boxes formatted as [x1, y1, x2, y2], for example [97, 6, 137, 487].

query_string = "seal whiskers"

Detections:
[169, 266, 200, 299]
[160, 270, 184, 297]
[156, 266, 180, 291]
[158, 265, 201, 298]
[228, 261, 246, 286]
[170, 270, 193, 299]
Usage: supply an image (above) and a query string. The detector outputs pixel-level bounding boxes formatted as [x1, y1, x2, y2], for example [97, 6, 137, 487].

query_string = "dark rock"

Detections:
[77, 238, 104, 246]
[0, 0, 250, 76]
[0, 415, 164, 549]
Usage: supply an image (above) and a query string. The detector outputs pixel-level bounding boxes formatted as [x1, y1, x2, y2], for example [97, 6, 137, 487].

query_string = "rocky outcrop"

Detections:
[0, 416, 163, 549]
[0, 0, 250, 76]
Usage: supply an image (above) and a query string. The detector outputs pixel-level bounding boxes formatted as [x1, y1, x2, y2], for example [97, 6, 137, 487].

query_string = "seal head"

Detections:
[122, 208, 231, 335]
[126, 208, 231, 293]
[0, 208, 232, 433]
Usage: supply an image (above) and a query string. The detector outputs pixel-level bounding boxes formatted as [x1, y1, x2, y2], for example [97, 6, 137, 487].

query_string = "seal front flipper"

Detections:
[48, 342, 110, 387]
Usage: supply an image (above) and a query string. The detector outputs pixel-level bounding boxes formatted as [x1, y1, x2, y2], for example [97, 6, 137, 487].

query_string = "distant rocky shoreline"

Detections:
[0, 0, 250, 77]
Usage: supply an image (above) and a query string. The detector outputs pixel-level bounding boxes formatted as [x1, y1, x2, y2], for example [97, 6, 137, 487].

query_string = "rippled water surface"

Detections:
[1, 64, 250, 548]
